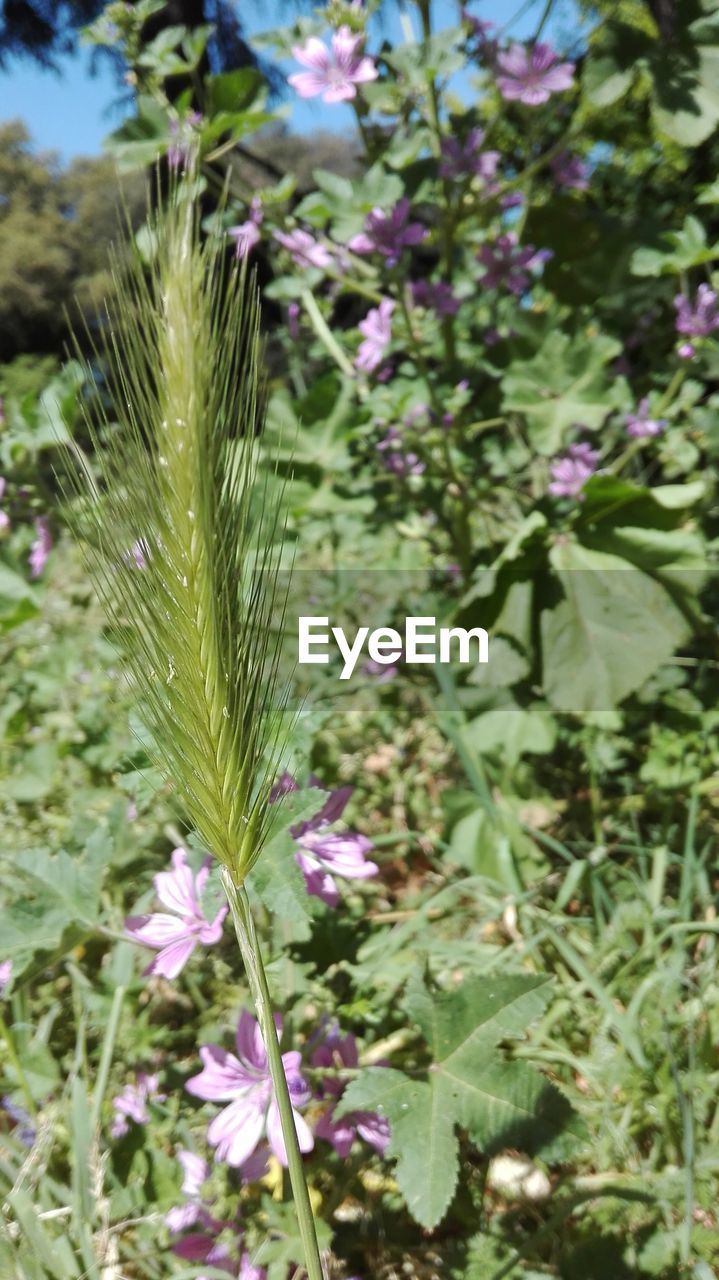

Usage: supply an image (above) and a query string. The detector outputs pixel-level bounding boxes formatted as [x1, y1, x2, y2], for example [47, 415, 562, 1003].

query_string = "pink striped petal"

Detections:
[208, 1096, 265, 1167]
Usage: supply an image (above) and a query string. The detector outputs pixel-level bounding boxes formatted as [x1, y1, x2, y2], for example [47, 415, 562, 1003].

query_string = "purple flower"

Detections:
[348, 199, 426, 267]
[356, 299, 394, 373]
[228, 201, 262, 260]
[111, 1072, 165, 1139]
[550, 150, 589, 190]
[674, 284, 719, 339]
[186, 1010, 314, 1168]
[439, 129, 500, 184]
[273, 228, 333, 271]
[122, 536, 151, 570]
[0, 960, 11, 997]
[290, 781, 378, 907]
[287, 301, 301, 340]
[125, 847, 227, 980]
[376, 426, 426, 479]
[168, 111, 203, 170]
[625, 398, 666, 439]
[28, 516, 51, 578]
[363, 656, 399, 682]
[477, 232, 550, 295]
[411, 279, 459, 316]
[2, 1096, 36, 1148]
[312, 1029, 390, 1157]
[496, 42, 575, 106]
[166, 1150, 216, 1234]
[678, 341, 696, 360]
[289, 25, 377, 102]
[461, 8, 498, 57]
[239, 1254, 267, 1280]
[173, 1232, 235, 1276]
[548, 442, 599, 498]
[228, 223, 261, 258]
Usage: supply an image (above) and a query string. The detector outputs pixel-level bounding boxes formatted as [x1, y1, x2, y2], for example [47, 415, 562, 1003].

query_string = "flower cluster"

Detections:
[548, 442, 599, 498]
[674, 284, 719, 358]
[111, 1071, 165, 1138]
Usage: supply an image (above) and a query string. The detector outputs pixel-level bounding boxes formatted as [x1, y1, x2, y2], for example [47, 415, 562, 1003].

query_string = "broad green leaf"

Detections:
[463, 704, 556, 766]
[336, 1068, 459, 1230]
[541, 541, 689, 713]
[206, 68, 265, 113]
[436, 1054, 573, 1156]
[632, 216, 719, 276]
[339, 975, 570, 1229]
[0, 833, 111, 971]
[405, 972, 553, 1062]
[501, 331, 626, 453]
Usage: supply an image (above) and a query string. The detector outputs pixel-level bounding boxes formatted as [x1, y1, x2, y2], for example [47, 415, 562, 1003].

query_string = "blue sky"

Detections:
[2, 1, 577, 161]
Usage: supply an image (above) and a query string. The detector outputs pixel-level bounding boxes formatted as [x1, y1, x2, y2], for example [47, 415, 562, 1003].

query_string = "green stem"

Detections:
[90, 983, 126, 1133]
[300, 289, 356, 379]
[222, 872, 325, 1280]
[0, 1009, 37, 1119]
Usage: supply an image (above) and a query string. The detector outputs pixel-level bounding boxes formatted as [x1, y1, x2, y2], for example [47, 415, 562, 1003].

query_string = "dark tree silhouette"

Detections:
[0, 1, 258, 70]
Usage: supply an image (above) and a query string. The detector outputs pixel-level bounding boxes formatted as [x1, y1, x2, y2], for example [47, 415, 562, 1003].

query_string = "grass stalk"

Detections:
[222, 871, 325, 1280]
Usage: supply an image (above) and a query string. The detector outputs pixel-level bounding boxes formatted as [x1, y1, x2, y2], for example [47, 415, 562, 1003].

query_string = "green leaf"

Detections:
[248, 790, 328, 938]
[0, 833, 110, 971]
[463, 704, 556, 766]
[0, 561, 39, 632]
[338, 974, 572, 1229]
[337, 1068, 460, 1229]
[631, 216, 719, 277]
[541, 541, 690, 714]
[652, 43, 719, 146]
[206, 68, 265, 113]
[405, 972, 553, 1061]
[501, 331, 625, 454]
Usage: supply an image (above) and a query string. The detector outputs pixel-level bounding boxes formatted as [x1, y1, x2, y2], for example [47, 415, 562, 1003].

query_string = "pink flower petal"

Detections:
[198, 904, 227, 945]
[154, 848, 199, 918]
[186, 1045, 253, 1101]
[146, 935, 197, 979]
[288, 71, 328, 99]
[291, 37, 331, 73]
[208, 1096, 266, 1167]
[266, 1100, 314, 1166]
[235, 1008, 268, 1070]
[126, 912, 191, 948]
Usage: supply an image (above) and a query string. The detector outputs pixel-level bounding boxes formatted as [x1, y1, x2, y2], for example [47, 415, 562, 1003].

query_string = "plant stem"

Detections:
[90, 983, 126, 1133]
[0, 1009, 37, 1119]
[301, 289, 356, 379]
[222, 872, 325, 1280]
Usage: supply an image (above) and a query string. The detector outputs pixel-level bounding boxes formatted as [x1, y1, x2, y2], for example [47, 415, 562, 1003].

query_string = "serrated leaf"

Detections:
[338, 974, 571, 1230]
[405, 972, 553, 1061]
[0, 834, 111, 970]
[501, 331, 625, 454]
[337, 1069, 459, 1229]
